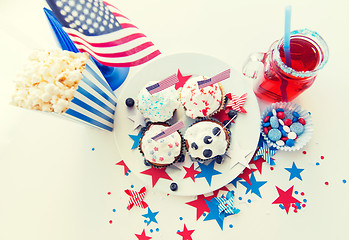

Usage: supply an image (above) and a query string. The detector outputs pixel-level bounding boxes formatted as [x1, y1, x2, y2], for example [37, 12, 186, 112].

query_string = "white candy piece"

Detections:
[272, 109, 277, 116]
[283, 125, 291, 133]
[287, 132, 297, 140]
[278, 119, 285, 126]
[276, 140, 285, 146]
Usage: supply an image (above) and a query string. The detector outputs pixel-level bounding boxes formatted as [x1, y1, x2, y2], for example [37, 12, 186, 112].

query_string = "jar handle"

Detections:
[242, 52, 266, 80]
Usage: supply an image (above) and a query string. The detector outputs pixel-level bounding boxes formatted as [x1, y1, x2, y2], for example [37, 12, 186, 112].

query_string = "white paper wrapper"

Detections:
[62, 57, 117, 132]
[260, 102, 313, 151]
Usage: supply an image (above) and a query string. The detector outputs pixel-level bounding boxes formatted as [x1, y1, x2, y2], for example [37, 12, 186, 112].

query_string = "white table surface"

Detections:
[1, 0, 348, 239]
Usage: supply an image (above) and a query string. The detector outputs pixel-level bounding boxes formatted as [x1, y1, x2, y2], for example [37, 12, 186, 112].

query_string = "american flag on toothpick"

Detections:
[46, 0, 161, 67]
[146, 74, 179, 95]
[152, 121, 185, 141]
[197, 69, 231, 89]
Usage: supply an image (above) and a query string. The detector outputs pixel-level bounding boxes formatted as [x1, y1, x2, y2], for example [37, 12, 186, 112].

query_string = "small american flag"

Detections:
[146, 74, 179, 95]
[46, 0, 161, 67]
[197, 69, 231, 89]
[152, 121, 185, 141]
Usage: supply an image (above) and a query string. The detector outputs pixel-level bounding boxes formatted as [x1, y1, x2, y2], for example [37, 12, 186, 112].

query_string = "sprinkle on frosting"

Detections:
[180, 76, 223, 119]
[141, 124, 182, 165]
[137, 81, 180, 122]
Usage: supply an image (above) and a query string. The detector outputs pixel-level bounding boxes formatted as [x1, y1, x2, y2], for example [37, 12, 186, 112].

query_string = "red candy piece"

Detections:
[264, 116, 270, 123]
[298, 118, 306, 125]
[281, 137, 288, 142]
[277, 112, 285, 119]
[267, 126, 272, 131]
[284, 119, 292, 126]
[264, 127, 269, 135]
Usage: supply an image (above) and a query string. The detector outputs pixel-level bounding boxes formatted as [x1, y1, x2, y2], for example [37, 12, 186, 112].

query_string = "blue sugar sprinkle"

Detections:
[303, 199, 307, 203]
[238, 197, 242, 200]
[316, 162, 320, 166]
[247, 199, 251, 203]
[112, 209, 116, 212]
[279, 204, 285, 209]
[229, 224, 233, 228]
[131, 185, 134, 188]
[203, 213, 207, 217]
[179, 217, 183, 220]
[144, 220, 148, 223]
[156, 228, 159, 232]
[92, 148, 95, 151]
[295, 191, 298, 194]
[343, 179, 347, 184]
[150, 229, 153, 233]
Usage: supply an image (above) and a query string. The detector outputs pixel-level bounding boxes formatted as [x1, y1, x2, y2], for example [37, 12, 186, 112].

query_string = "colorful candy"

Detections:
[268, 129, 282, 142]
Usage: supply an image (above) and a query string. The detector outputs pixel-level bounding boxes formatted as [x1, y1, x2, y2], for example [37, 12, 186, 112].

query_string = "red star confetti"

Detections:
[177, 224, 195, 240]
[135, 229, 152, 240]
[186, 194, 214, 220]
[140, 167, 173, 187]
[250, 157, 266, 174]
[183, 163, 201, 182]
[175, 69, 192, 90]
[225, 93, 247, 113]
[272, 186, 301, 214]
[116, 160, 130, 175]
[237, 167, 257, 185]
[125, 186, 148, 210]
[211, 186, 230, 198]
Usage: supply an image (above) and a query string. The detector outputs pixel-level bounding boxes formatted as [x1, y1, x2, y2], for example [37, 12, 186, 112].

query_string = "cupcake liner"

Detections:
[62, 57, 117, 132]
[185, 118, 231, 162]
[261, 102, 313, 151]
[139, 122, 185, 169]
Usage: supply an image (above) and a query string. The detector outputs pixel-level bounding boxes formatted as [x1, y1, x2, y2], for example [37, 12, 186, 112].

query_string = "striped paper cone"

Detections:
[62, 57, 117, 132]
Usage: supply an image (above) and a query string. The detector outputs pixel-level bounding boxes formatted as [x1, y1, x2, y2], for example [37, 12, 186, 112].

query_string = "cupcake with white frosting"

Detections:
[184, 119, 230, 162]
[139, 123, 184, 168]
[180, 76, 224, 119]
[137, 81, 180, 122]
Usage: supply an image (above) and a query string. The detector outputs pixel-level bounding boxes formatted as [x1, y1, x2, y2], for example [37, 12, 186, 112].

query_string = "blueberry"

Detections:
[228, 110, 237, 119]
[140, 127, 147, 134]
[144, 159, 151, 166]
[177, 154, 185, 162]
[125, 98, 135, 107]
[212, 127, 221, 136]
[191, 142, 198, 150]
[203, 149, 213, 158]
[223, 120, 231, 128]
[170, 182, 178, 191]
[203, 136, 213, 144]
[224, 95, 229, 103]
[215, 155, 223, 164]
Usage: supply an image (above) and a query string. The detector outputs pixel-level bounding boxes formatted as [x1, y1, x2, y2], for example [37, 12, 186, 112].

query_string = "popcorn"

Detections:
[12, 50, 89, 113]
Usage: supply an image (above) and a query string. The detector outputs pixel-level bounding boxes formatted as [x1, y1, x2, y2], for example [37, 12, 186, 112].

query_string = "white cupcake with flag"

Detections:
[11, 49, 117, 131]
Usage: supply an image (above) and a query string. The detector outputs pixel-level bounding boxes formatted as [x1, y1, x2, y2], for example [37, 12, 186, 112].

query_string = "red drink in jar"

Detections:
[243, 29, 329, 102]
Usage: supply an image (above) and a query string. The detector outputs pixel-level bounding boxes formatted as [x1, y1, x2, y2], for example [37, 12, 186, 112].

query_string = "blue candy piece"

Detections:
[270, 116, 279, 129]
[286, 139, 295, 147]
[281, 129, 288, 137]
[267, 112, 273, 117]
[263, 122, 271, 127]
[293, 112, 300, 118]
[268, 129, 282, 142]
[290, 122, 305, 135]
[276, 108, 284, 112]
[292, 117, 299, 122]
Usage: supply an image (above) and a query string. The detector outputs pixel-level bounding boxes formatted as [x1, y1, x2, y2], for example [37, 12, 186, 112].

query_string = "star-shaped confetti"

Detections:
[240, 172, 267, 198]
[204, 199, 225, 230]
[177, 224, 195, 240]
[125, 187, 148, 210]
[225, 141, 253, 169]
[253, 142, 277, 165]
[116, 160, 130, 175]
[135, 229, 152, 240]
[237, 167, 257, 185]
[229, 177, 242, 188]
[140, 167, 173, 187]
[183, 163, 201, 182]
[272, 186, 301, 214]
[142, 207, 159, 226]
[129, 129, 143, 149]
[225, 93, 247, 113]
[285, 162, 304, 181]
[250, 157, 266, 174]
[195, 161, 222, 186]
[186, 194, 213, 220]
[175, 69, 192, 90]
[128, 109, 146, 130]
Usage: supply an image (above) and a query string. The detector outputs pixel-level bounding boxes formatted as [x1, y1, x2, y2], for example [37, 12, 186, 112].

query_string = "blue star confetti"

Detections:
[229, 177, 242, 188]
[204, 199, 225, 230]
[142, 207, 159, 226]
[195, 161, 222, 186]
[129, 129, 143, 149]
[285, 162, 304, 181]
[240, 172, 267, 198]
[254, 141, 277, 165]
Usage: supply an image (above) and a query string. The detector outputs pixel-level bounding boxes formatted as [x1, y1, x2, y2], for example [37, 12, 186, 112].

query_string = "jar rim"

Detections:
[273, 29, 329, 78]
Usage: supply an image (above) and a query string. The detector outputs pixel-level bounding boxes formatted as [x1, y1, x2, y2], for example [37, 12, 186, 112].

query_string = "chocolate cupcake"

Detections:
[184, 119, 230, 162]
[139, 123, 184, 168]
[180, 76, 224, 119]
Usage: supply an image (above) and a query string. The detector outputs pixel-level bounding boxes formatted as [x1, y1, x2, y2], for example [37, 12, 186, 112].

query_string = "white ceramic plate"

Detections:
[113, 53, 260, 196]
